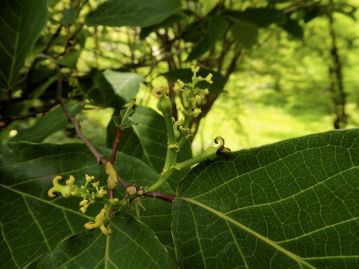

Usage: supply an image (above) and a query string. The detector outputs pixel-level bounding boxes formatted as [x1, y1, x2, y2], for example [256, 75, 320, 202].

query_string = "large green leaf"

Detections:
[10, 104, 81, 143]
[172, 129, 359, 268]
[0, 142, 173, 267]
[0, 0, 48, 90]
[103, 70, 143, 102]
[28, 215, 176, 269]
[107, 106, 192, 190]
[85, 0, 181, 27]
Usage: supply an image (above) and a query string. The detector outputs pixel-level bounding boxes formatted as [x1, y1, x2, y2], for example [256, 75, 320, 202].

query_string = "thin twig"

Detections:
[59, 99, 108, 165]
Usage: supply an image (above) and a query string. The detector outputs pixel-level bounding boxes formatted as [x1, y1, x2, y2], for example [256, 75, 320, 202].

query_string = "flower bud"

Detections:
[157, 96, 172, 113]
[66, 175, 75, 185]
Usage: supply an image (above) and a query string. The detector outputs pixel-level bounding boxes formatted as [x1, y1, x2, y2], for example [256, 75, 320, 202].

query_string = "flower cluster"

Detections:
[173, 66, 212, 139]
[151, 66, 213, 141]
[48, 174, 107, 214]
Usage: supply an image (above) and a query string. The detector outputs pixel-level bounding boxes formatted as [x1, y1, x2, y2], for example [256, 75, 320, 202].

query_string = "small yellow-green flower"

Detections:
[85, 174, 94, 182]
[174, 79, 185, 92]
[48, 175, 76, 198]
[191, 65, 200, 75]
[97, 187, 107, 198]
[84, 207, 111, 235]
[205, 73, 213, 84]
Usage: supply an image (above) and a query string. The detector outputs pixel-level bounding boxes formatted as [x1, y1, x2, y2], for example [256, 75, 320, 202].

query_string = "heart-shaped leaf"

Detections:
[103, 70, 144, 102]
[0, 0, 48, 90]
[173, 129, 359, 268]
[28, 215, 176, 269]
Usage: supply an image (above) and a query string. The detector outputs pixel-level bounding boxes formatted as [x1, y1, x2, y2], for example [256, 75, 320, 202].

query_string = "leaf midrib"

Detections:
[180, 196, 316, 269]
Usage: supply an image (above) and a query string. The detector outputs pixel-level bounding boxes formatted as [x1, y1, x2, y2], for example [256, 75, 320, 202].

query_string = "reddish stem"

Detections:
[108, 127, 122, 200]
[144, 192, 175, 203]
[110, 127, 122, 164]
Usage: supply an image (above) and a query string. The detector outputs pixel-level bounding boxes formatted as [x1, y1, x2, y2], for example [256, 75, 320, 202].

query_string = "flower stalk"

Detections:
[146, 66, 226, 192]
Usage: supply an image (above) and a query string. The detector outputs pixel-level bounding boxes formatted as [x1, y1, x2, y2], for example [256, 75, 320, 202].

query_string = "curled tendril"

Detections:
[213, 136, 225, 152]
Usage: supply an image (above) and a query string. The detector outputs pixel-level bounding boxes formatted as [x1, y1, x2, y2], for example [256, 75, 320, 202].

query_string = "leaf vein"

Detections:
[23, 197, 51, 251]
[181, 196, 316, 269]
[0, 223, 21, 269]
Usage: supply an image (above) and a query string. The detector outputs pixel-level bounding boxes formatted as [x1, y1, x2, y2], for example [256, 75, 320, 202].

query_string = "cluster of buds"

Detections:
[151, 66, 213, 141]
[173, 66, 212, 139]
[48, 174, 107, 214]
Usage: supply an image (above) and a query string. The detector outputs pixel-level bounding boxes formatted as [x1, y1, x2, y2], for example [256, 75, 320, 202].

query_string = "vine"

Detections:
[47, 67, 229, 234]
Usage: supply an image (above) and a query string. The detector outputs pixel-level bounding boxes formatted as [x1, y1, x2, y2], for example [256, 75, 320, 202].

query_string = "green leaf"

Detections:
[114, 155, 175, 250]
[172, 129, 359, 268]
[85, 0, 181, 27]
[268, 0, 293, 3]
[112, 98, 137, 129]
[28, 215, 176, 269]
[10, 104, 81, 143]
[225, 8, 286, 28]
[140, 11, 188, 39]
[281, 18, 304, 39]
[162, 68, 226, 94]
[0, 0, 48, 91]
[60, 7, 77, 26]
[230, 21, 259, 49]
[134, 198, 174, 249]
[186, 15, 229, 61]
[79, 69, 125, 108]
[107, 106, 192, 189]
[103, 70, 144, 102]
[0, 142, 172, 267]
[57, 50, 82, 68]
